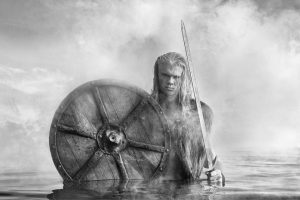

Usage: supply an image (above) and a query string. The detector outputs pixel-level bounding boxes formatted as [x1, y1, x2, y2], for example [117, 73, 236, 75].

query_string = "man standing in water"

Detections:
[151, 52, 224, 183]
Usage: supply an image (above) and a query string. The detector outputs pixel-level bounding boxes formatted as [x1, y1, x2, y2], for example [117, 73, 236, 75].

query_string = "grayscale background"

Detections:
[0, 0, 299, 177]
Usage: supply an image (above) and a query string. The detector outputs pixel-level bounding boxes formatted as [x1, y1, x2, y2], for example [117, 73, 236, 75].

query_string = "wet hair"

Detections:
[151, 52, 193, 113]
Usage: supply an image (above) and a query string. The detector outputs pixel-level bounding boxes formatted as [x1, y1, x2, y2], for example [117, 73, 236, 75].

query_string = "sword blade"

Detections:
[181, 20, 213, 170]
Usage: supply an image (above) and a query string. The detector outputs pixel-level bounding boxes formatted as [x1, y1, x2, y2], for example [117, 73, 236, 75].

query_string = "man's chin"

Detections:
[162, 90, 178, 97]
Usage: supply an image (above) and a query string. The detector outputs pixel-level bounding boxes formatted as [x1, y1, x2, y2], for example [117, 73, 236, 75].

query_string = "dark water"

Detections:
[1, 149, 299, 200]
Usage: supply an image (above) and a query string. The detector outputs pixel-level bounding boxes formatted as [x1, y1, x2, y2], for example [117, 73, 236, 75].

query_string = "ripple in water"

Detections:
[0, 149, 299, 200]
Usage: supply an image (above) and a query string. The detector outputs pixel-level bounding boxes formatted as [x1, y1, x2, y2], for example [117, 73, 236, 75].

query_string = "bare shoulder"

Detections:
[190, 99, 214, 132]
[200, 101, 213, 118]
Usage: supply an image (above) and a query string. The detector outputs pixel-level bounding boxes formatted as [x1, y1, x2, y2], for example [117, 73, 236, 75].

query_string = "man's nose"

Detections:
[168, 77, 175, 84]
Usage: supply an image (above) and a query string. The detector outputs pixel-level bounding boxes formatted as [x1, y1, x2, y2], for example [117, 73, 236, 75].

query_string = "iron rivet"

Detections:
[58, 165, 62, 168]
[166, 149, 169, 152]
[160, 167, 163, 171]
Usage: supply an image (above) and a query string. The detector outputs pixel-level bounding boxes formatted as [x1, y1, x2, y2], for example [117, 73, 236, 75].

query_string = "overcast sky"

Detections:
[0, 0, 299, 173]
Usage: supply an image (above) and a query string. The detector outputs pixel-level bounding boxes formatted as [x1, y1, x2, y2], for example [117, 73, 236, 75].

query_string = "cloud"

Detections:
[0, 64, 71, 172]
[0, 65, 71, 94]
[0, 0, 300, 173]
[195, 0, 300, 151]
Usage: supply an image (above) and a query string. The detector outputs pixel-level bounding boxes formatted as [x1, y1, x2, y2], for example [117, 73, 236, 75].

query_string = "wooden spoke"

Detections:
[127, 139, 165, 153]
[72, 149, 104, 181]
[56, 123, 97, 140]
[120, 98, 147, 129]
[112, 153, 129, 180]
[93, 87, 109, 124]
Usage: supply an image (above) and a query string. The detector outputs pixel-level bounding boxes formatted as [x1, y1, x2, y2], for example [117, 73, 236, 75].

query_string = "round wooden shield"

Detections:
[49, 80, 170, 181]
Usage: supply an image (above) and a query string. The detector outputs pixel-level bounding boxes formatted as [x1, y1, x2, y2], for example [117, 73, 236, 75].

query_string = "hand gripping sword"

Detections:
[181, 21, 213, 171]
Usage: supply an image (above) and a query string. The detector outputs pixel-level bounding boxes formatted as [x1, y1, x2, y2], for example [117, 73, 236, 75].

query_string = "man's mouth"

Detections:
[165, 86, 175, 91]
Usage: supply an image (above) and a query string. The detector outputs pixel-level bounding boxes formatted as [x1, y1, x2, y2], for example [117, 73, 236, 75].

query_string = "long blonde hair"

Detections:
[151, 52, 193, 114]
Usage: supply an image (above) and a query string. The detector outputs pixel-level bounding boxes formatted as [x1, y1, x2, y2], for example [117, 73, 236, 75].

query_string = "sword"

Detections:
[181, 21, 213, 171]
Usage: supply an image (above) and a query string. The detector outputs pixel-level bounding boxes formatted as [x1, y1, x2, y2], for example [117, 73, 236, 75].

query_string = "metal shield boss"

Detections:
[49, 80, 170, 181]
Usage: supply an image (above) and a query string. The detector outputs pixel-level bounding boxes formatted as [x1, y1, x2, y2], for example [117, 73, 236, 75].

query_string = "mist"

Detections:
[0, 0, 299, 173]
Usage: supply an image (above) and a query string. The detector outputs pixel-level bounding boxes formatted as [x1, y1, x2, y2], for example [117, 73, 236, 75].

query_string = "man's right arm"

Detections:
[200, 101, 225, 186]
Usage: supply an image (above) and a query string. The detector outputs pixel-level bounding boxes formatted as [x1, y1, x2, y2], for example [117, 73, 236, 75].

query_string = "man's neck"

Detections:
[158, 93, 177, 107]
[158, 93, 181, 120]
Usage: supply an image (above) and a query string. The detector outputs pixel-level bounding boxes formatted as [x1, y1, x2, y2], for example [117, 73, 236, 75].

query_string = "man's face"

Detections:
[158, 63, 183, 97]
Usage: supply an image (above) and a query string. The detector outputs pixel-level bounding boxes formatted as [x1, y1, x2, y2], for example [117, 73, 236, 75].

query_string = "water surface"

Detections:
[1, 149, 299, 200]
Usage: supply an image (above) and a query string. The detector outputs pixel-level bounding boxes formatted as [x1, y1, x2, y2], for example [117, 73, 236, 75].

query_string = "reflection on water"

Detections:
[0, 149, 300, 200]
[48, 179, 221, 200]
